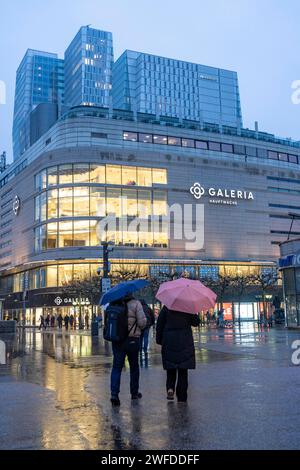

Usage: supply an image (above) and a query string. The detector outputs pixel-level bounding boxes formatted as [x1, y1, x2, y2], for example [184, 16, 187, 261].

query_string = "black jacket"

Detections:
[156, 306, 200, 370]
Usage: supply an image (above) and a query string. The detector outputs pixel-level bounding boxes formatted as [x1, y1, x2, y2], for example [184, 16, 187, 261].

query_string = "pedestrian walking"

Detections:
[64, 314, 70, 331]
[45, 314, 50, 329]
[139, 300, 155, 354]
[206, 310, 211, 325]
[85, 312, 90, 329]
[50, 315, 55, 328]
[57, 313, 63, 329]
[156, 306, 200, 402]
[39, 314, 45, 331]
[70, 314, 74, 330]
[217, 308, 225, 328]
[268, 312, 273, 328]
[155, 278, 216, 403]
[104, 294, 147, 407]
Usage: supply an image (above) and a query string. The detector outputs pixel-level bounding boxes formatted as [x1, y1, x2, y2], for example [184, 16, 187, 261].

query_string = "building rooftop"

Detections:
[2, 105, 300, 190]
[63, 105, 300, 149]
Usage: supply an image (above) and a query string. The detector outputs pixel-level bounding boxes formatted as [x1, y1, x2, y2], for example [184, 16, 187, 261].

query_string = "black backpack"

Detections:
[103, 301, 136, 343]
[141, 301, 155, 328]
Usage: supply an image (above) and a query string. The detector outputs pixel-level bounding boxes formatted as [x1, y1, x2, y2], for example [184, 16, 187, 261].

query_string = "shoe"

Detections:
[131, 392, 142, 400]
[111, 396, 120, 407]
[167, 389, 175, 400]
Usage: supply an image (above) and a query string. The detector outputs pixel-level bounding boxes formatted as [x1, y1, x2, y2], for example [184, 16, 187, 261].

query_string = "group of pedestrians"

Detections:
[104, 294, 200, 407]
[199, 309, 225, 327]
[38, 312, 91, 331]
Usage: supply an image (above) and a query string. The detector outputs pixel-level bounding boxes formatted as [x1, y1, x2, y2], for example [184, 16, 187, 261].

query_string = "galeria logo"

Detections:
[54, 296, 63, 306]
[190, 182, 205, 200]
[190, 182, 254, 202]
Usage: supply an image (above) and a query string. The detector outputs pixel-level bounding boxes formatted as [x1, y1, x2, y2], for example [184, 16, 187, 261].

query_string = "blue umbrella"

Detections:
[100, 279, 149, 305]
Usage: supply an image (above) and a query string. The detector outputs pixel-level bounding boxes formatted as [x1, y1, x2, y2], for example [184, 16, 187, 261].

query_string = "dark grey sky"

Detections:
[1, 0, 300, 162]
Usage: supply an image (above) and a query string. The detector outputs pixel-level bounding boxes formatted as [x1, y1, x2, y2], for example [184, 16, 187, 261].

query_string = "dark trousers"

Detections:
[111, 337, 140, 398]
[140, 327, 150, 352]
[166, 369, 188, 402]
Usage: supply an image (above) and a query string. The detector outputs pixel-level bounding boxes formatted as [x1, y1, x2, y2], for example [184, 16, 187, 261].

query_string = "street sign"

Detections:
[102, 278, 111, 293]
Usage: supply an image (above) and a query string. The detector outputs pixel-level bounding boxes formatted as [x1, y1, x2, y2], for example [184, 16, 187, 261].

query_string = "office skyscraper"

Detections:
[13, 50, 64, 159]
[64, 26, 114, 108]
[113, 50, 243, 128]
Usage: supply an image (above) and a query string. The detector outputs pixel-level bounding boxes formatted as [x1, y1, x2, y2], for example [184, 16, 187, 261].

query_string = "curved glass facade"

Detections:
[34, 163, 168, 251]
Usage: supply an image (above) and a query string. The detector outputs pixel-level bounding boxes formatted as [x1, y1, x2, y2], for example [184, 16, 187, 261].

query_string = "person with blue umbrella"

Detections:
[101, 279, 148, 407]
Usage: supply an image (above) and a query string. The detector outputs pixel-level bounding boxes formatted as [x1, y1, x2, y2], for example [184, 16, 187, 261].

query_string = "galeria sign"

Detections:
[190, 182, 254, 201]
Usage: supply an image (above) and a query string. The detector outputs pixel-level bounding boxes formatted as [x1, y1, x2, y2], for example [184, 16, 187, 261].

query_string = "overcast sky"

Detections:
[1, 0, 300, 162]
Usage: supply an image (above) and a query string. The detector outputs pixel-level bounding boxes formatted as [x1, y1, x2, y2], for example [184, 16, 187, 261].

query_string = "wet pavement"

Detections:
[0, 324, 300, 450]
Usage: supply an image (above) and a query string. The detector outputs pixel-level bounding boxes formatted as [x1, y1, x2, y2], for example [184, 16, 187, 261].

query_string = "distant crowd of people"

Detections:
[198, 309, 226, 327]
[38, 312, 93, 331]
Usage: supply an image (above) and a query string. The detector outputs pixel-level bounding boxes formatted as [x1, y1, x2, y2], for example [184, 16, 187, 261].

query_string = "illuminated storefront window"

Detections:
[106, 228, 122, 245]
[122, 166, 137, 186]
[122, 189, 138, 216]
[138, 190, 152, 217]
[139, 228, 153, 247]
[35, 164, 167, 189]
[153, 169, 167, 185]
[106, 165, 121, 185]
[73, 264, 90, 280]
[33, 164, 168, 252]
[90, 187, 105, 216]
[73, 186, 90, 217]
[123, 228, 139, 246]
[59, 187, 73, 217]
[59, 221, 73, 247]
[59, 164, 73, 185]
[73, 164, 90, 184]
[47, 265, 58, 287]
[90, 219, 101, 245]
[153, 221, 168, 247]
[58, 264, 73, 286]
[47, 189, 58, 219]
[47, 222, 58, 249]
[90, 164, 105, 184]
[73, 220, 89, 246]
[41, 192, 47, 221]
[107, 188, 121, 216]
[137, 167, 152, 187]
[47, 166, 58, 187]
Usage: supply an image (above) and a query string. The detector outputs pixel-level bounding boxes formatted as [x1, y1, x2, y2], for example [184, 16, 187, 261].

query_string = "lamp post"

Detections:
[92, 242, 113, 337]
[101, 241, 113, 292]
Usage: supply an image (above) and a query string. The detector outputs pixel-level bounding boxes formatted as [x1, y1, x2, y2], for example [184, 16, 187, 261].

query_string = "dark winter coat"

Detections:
[156, 306, 200, 370]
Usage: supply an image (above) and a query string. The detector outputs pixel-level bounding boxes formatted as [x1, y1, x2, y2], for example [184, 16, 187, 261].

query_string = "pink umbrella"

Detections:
[156, 278, 217, 314]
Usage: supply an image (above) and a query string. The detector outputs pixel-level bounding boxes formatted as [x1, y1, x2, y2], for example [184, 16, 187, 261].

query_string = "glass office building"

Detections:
[13, 50, 64, 160]
[113, 50, 243, 128]
[64, 26, 114, 108]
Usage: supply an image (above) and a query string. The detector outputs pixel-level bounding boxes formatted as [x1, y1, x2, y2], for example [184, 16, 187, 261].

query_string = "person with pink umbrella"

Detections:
[156, 277, 216, 403]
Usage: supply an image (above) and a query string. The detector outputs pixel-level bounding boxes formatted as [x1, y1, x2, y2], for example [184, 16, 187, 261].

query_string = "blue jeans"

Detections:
[111, 337, 140, 398]
[140, 327, 150, 352]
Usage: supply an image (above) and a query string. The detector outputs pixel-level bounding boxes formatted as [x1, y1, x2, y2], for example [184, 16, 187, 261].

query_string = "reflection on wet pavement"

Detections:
[0, 324, 300, 450]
